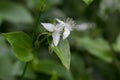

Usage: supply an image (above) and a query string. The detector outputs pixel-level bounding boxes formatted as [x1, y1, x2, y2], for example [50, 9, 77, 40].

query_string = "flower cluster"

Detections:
[41, 18, 75, 46]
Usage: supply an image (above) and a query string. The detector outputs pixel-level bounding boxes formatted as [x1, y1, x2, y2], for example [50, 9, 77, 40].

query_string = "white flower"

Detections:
[41, 18, 75, 46]
[41, 23, 64, 46]
[56, 18, 75, 40]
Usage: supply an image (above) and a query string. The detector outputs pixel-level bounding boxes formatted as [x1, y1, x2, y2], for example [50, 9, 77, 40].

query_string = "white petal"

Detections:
[63, 27, 70, 40]
[66, 24, 73, 31]
[52, 32, 60, 46]
[55, 24, 64, 32]
[41, 23, 55, 32]
[55, 18, 65, 26]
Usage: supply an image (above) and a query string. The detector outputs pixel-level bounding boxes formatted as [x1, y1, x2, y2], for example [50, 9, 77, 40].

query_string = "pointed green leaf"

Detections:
[54, 39, 71, 70]
[2, 32, 34, 62]
[83, 0, 93, 5]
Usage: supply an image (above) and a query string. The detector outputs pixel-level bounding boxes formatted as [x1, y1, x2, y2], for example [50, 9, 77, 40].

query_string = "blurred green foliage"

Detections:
[0, 0, 120, 80]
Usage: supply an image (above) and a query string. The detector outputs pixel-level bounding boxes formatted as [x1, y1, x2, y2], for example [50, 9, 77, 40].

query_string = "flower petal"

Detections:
[55, 18, 65, 26]
[63, 27, 70, 40]
[55, 24, 64, 32]
[41, 23, 55, 32]
[52, 32, 60, 46]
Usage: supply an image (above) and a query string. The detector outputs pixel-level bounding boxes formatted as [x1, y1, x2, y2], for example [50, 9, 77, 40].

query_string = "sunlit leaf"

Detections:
[3, 32, 34, 62]
[54, 39, 71, 70]
[83, 0, 93, 5]
[0, 2, 33, 23]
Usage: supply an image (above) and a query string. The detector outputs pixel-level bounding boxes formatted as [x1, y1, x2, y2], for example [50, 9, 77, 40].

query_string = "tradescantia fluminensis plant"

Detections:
[3, 18, 75, 79]
[3, 17, 76, 69]
[2, 0, 76, 79]
[1, 0, 118, 80]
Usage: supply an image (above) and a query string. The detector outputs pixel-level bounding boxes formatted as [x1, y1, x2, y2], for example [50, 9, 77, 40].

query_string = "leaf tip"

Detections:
[64, 63, 70, 70]
[83, 0, 93, 5]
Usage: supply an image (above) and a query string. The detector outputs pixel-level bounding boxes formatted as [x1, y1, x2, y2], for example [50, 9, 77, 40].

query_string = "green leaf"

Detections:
[83, 0, 93, 5]
[2, 32, 34, 62]
[77, 37, 113, 62]
[32, 59, 73, 80]
[113, 34, 120, 52]
[54, 39, 71, 70]
[0, 2, 33, 23]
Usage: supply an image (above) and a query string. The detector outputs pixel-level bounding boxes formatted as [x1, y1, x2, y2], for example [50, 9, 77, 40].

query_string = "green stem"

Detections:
[32, 11, 42, 42]
[39, 35, 50, 44]
[21, 62, 29, 80]
[36, 32, 50, 40]
[32, 0, 46, 42]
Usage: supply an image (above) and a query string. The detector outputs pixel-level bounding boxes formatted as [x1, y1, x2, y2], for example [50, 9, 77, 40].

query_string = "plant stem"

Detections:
[32, 0, 46, 42]
[32, 11, 42, 42]
[21, 62, 29, 80]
